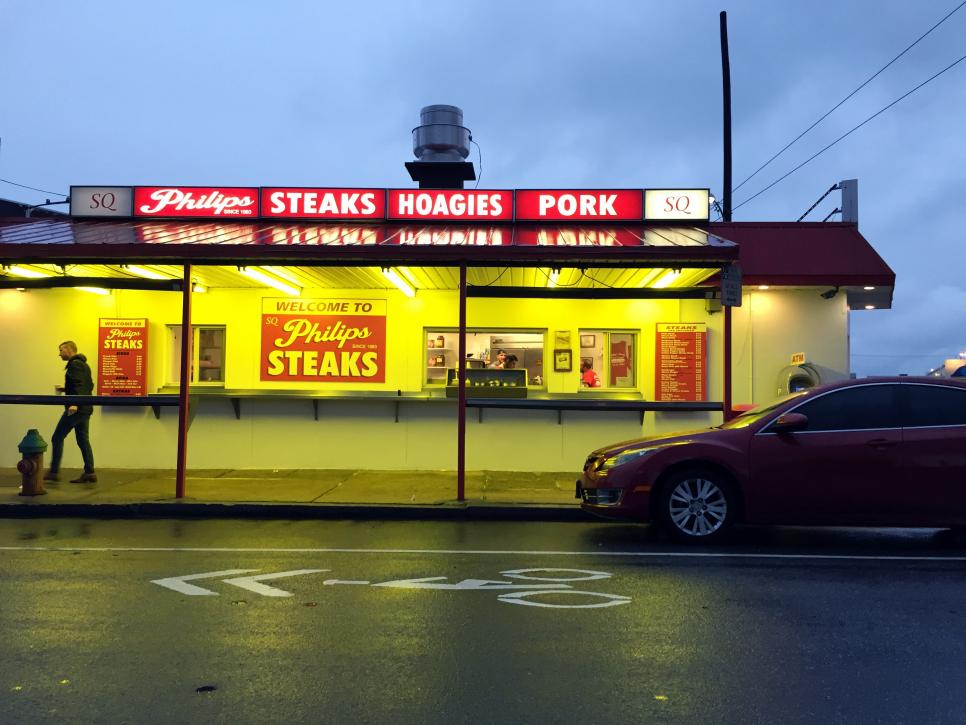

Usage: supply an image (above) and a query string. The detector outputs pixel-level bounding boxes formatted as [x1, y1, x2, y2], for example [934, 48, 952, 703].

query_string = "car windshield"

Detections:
[718, 391, 809, 429]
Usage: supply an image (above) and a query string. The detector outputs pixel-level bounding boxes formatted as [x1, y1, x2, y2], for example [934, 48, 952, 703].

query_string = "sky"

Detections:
[1, 0, 964, 376]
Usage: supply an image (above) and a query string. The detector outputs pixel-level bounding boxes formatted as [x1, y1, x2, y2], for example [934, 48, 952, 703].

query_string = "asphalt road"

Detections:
[2, 518, 966, 724]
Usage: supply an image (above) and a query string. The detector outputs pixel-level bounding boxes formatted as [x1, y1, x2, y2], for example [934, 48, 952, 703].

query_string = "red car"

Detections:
[577, 377, 966, 541]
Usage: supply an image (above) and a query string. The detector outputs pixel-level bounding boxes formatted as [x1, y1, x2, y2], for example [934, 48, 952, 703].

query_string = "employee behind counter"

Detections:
[489, 350, 507, 369]
[488, 350, 520, 370]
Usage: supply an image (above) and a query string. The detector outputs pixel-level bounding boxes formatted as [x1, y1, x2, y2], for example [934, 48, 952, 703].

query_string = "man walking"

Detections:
[44, 340, 97, 483]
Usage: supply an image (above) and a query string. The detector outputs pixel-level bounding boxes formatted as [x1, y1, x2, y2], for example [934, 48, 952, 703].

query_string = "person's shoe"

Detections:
[70, 472, 97, 484]
[43, 471, 59, 482]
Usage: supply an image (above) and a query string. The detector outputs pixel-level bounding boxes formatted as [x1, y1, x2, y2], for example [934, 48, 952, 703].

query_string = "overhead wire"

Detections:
[733, 51, 966, 212]
[733, 0, 966, 195]
[0, 177, 68, 197]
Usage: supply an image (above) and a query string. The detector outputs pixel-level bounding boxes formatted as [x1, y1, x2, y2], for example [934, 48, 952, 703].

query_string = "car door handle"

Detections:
[866, 438, 898, 448]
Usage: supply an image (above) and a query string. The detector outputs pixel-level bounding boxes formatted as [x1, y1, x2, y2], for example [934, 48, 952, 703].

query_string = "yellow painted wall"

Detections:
[0, 283, 848, 471]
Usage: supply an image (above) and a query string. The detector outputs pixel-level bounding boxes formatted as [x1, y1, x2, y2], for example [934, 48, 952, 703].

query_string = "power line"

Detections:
[0, 177, 68, 197]
[733, 0, 966, 194]
[733, 51, 966, 212]
[797, 183, 839, 221]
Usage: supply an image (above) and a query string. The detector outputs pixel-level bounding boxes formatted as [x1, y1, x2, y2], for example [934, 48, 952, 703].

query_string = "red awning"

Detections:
[711, 222, 895, 288]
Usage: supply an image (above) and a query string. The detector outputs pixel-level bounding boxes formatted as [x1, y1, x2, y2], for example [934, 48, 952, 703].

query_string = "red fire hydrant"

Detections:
[17, 429, 49, 497]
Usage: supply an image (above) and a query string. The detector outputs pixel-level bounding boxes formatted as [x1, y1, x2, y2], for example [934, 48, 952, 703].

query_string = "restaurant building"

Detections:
[0, 108, 895, 498]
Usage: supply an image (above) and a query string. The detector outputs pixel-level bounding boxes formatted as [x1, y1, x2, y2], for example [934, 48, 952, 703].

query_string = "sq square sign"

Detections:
[644, 189, 710, 221]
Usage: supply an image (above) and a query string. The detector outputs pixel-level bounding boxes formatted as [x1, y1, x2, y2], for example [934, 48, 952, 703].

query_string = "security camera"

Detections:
[820, 287, 839, 300]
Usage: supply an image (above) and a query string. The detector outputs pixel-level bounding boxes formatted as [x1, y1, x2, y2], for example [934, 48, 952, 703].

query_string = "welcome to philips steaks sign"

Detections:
[70, 186, 710, 222]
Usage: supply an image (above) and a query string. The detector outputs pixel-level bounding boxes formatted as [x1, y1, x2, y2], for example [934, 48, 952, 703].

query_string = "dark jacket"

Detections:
[65, 354, 94, 414]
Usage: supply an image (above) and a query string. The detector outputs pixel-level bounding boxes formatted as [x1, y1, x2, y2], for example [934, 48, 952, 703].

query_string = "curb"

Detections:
[0, 501, 593, 522]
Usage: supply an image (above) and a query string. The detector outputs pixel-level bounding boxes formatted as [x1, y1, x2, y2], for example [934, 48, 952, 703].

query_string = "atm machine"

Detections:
[776, 361, 848, 397]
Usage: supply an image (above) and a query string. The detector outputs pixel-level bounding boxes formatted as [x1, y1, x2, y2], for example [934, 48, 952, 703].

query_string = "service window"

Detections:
[776, 384, 900, 432]
[579, 330, 637, 389]
[901, 384, 966, 427]
[423, 328, 545, 387]
[167, 325, 226, 386]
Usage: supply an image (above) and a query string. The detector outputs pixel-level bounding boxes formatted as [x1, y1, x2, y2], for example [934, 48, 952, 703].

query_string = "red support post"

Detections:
[175, 265, 193, 498]
[723, 303, 733, 421]
[457, 264, 467, 501]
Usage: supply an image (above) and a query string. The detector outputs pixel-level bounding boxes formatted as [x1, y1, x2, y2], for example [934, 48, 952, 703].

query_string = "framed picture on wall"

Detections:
[553, 349, 572, 372]
[580, 334, 596, 348]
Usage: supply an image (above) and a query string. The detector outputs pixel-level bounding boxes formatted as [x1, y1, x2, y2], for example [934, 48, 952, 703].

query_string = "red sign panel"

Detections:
[97, 318, 148, 396]
[261, 188, 385, 220]
[655, 323, 707, 402]
[134, 187, 259, 218]
[515, 189, 643, 221]
[388, 190, 513, 221]
[260, 298, 386, 383]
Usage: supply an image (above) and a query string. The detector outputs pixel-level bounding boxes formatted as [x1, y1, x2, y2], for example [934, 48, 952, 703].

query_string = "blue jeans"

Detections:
[50, 411, 94, 474]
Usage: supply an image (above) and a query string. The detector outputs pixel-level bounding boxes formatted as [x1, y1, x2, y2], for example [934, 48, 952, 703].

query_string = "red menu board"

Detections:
[97, 319, 148, 396]
[260, 298, 387, 383]
[655, 323, 706, 402]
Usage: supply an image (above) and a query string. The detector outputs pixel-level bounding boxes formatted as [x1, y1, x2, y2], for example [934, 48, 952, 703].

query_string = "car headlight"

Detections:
[598, 447, 659, 473]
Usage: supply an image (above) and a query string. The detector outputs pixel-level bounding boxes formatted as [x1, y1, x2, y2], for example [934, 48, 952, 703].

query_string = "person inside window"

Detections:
[504, 354, 519, 369]
[489, 350, 507, 369]
[580, 359, 601, 388]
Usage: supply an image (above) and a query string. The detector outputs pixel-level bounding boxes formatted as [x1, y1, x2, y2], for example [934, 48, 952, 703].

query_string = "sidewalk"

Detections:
[0, 468, 589, 521]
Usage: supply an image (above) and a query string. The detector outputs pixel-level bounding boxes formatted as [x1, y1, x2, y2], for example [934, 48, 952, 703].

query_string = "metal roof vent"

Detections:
[406, 105, 476, 189]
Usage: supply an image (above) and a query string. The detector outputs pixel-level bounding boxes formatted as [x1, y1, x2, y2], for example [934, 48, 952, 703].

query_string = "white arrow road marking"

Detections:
[323, 579, 371, 586]
[372, 577, 575, 591]
[221, 569, 329, 597]
[150, 569, 259, 596]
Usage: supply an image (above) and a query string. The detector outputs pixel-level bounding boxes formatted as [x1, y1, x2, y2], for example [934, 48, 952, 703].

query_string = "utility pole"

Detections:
[720, 10, 733, 222]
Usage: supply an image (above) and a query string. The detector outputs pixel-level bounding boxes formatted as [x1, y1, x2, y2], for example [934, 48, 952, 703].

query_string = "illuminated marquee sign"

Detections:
[515, 190, 643, 222]
[134, 187, 259, 218]
[387, 189, 513, 221]
[74, 186, 712, 222]
[261, 188, 385, 220]
[644, 189, 710, 222]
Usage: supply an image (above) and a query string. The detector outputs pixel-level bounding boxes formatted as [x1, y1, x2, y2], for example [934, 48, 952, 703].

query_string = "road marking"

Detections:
[372, 577, 577, 591]
[497, 590, 633, 609]
[5, 545, 966, 563]
[221, 569, 328, 597]
[323, 579, 370, 586]
[502, 568, 611, 581]
[150, 569, 258, 596]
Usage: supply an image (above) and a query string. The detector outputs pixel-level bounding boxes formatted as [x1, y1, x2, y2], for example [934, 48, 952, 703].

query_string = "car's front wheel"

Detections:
[656, 468, 736, 542]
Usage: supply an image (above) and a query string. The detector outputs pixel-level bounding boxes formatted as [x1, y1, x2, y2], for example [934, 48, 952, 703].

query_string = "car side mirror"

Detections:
[771, 412, 808, 433]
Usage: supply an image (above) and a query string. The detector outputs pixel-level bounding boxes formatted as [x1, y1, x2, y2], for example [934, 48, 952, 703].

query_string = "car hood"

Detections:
[590, 427, 721, 458]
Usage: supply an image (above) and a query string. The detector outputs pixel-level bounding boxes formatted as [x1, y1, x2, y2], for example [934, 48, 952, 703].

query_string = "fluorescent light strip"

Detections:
[261, 266, 301, 285]
[5, 265, 51, 279]
[652, 270, 682, 289]
[77, 287, 111, 296]
[239, 267, 301, 297]
[382, 267, 415, 297]
[124, 265, 170, 280]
